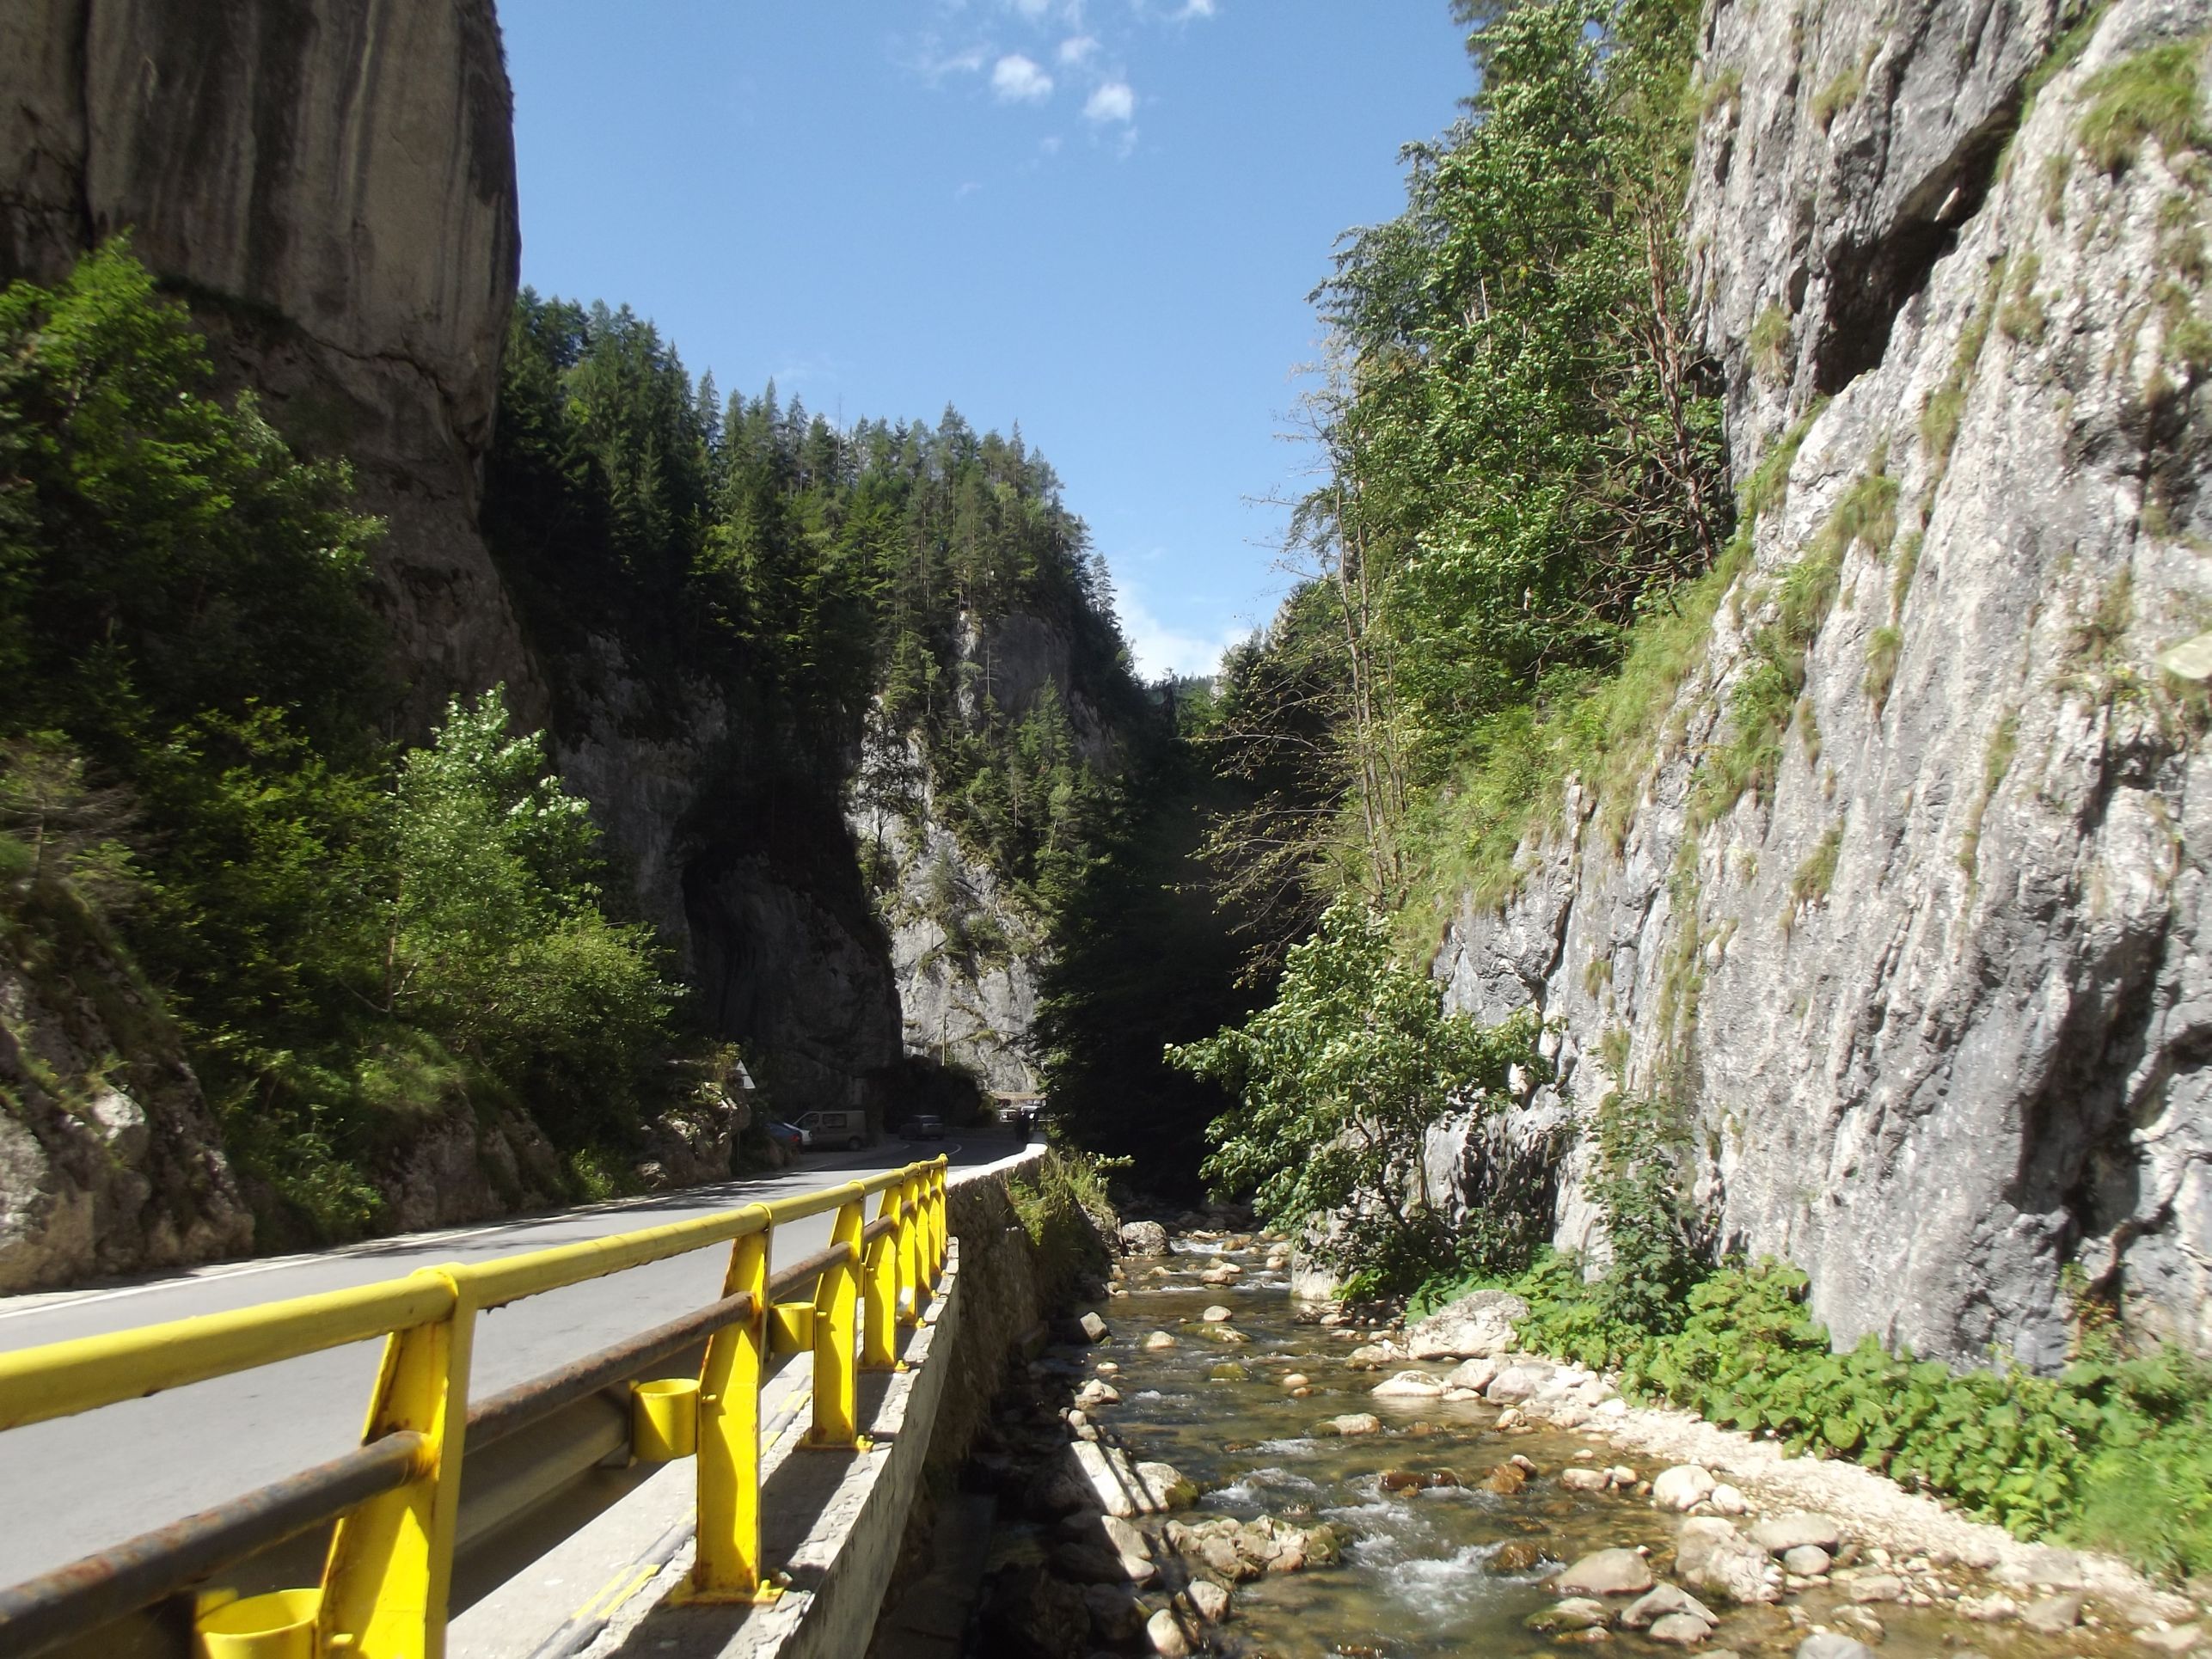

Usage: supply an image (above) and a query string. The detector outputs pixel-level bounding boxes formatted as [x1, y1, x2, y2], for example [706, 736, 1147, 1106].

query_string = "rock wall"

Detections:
[0, 897, 252, 1292]
[849, 730, 1045, 1096]
[0, 0, 536, 729]
[1435, 0, 2212, 1367]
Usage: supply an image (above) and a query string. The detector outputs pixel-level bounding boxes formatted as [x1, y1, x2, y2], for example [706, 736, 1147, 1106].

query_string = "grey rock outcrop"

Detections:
[0, 0, 535, 729]
[0, 906, 252, 1290]
[1435, 0, 2212, 1362]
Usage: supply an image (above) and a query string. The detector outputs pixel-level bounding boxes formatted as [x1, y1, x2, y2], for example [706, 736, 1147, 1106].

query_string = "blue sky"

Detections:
[501, 3, 1473, 679]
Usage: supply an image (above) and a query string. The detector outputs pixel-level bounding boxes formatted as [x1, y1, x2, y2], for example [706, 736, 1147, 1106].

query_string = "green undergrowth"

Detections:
[1416, 1252, 2212, 1578]
[2078, 34, 2209, 174]
[1395, 406, 1837, 939]
[1008, 1146, 1124, 1294]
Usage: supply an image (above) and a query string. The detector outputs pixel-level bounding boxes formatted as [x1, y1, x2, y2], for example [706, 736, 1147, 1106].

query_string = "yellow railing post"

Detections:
[928, 1162, 948, 1287]
[897, 1173, 923, 1326]
[861, 1188, 900, 1371]
[806, 1188, 865, 1447]
[317, 1268, 474, 1659]
[691, 1210, 771, 1601]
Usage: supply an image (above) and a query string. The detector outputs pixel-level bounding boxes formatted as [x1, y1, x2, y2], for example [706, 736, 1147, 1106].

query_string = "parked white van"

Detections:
[794, 1109, 868, 1150]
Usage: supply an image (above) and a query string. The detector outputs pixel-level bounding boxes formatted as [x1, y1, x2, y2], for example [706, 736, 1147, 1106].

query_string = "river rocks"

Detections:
[1483, 1463, 1528, 1495]
[1143, 1331, 1177, 1350]
[1485, 1364, 1551, 1403]
[1676, 1519, 1784, 1604]
[1200, 1304, 1233, 1322]
[1795, 1638, 1878, 1659]
[1345, 1340, 1406, 1369]
[1186, 1579, 1230, 1622]
[1052, 1539, 1157, 1587]
[1751, 1515, 1844, 1555]
[979, 1563, 1091, 1659]
[1529, 1598, 1613, 1633]
[1145, 1606, 1192, 1657]
[1560, 1466, 1611, 1491]
[2139, 1624, 2206, 1652]
[1077, 1311, 1109, 1343]
[1281, 1372, 1310, 1391]
[1118, 1221, 1170, 1256]
[1198, 1264, 1241, 1285]
[1782, 1546, 1833, 1576]
[1403, 1288, 1529, 1359]
[1650, 1611, 1717, 1645]
[1075, 1379, 1120, 1409]
[1052, 1443, 1196, 1518]
[1709, 1484, 1749, 1516]
[1325, 1412, 1382, 1436]
[1623, 1585, 1718, 1630]
[1371, 1370, 1446, 1399]
[1652, 1465, 1718, 1511]
[2019, 1593, 2086, 1632]
[1444, 1356, 1503, 1393]
[1556, 1549, 1657, 1596]
[1164, 1514, 1339, 1580]
[1492, 1541, 1547, 1573]
[1847, 1573, 1907, 1603]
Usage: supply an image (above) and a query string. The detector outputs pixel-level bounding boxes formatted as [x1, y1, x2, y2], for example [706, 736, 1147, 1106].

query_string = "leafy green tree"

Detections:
[383, 690, 676, 1144]
[1167, 899, 1547, 1293]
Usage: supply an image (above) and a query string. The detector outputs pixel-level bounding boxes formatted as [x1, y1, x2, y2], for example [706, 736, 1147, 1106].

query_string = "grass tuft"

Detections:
[2079, 37, 2209, 173]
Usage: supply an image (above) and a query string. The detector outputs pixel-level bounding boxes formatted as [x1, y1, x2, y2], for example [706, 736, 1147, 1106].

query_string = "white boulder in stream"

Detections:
[1651, 1464, 1718, 1510]
[1404, 1288, 1528, 1359]
[1062, 1442, 1197, 1517]
[1676, 1517, 1784, 1604]
[1370, 1369, 1446, 1399]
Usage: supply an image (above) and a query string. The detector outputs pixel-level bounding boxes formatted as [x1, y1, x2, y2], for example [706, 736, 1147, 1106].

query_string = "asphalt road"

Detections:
[0, 1136, 1008, 1588]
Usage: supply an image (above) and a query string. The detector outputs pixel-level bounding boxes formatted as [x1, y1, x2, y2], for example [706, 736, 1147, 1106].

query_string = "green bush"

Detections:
[1420, 1250, 2212, 1575]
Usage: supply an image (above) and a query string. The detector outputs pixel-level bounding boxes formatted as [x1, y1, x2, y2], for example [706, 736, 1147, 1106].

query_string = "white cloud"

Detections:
[1057, 34, 1098, 64]
[1112, 581, 1248, 681]
[1012, 0, 1053, 15]
[991, 52, 1055, 101]
[1083, 80, 1135, 122]
[1178, 0, 1216, 17]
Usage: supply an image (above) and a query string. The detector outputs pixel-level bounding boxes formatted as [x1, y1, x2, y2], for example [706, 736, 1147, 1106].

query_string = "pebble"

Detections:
[1281, 1372, 1310, 1390]
[1710, 1483, 1749, 1515]
[1528, 1598, 1613, 1633]
[1200, 1304, 1232, 1322]
[1560, 1466, 1610, 1491]
[1143, 1331, 1176, 1350]
[1327, 1412, 1382, 1436]
[1782, 1546, 1832, 1576]
[1492, 1541, 1546, 1573]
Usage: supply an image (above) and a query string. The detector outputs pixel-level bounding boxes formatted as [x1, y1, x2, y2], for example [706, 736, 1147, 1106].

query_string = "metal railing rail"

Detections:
[0, 1155, 951, 1659]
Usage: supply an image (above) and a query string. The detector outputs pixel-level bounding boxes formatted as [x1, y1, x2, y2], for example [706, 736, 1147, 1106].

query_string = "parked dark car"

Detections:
[905, 1113, 946, 1141]
[768, 1120, 810, 1151]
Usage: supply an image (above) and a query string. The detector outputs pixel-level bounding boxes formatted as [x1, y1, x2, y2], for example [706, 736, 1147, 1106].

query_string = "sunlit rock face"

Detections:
[1434, 0, 2212, 1366]
[0, 0, 536, 730]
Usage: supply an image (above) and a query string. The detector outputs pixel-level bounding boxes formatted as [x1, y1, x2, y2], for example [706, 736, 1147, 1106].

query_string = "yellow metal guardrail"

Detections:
[0, 1156, 951, 1659]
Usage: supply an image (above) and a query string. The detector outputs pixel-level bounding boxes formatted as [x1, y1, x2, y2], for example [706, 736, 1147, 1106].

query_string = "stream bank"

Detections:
[932, 1224, 2209, 1658]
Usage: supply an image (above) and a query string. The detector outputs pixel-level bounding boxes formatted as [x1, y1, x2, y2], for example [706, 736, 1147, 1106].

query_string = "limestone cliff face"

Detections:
[0, 0, 536, 726]
[0, 0, 531, 1280]
[1434, 0, 2212, 1366]
[843, 609, 1120, 1098]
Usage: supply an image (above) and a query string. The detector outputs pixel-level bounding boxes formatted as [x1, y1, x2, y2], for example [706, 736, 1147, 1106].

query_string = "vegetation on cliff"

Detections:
[0, 244, 683, 1237]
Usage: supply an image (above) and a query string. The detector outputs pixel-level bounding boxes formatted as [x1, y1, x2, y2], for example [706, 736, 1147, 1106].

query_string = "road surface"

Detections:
[0, 1135, 1008, 1588]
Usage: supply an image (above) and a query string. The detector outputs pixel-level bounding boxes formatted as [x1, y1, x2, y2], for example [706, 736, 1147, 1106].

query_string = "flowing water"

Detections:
[996, 1232, 2156, 1659]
